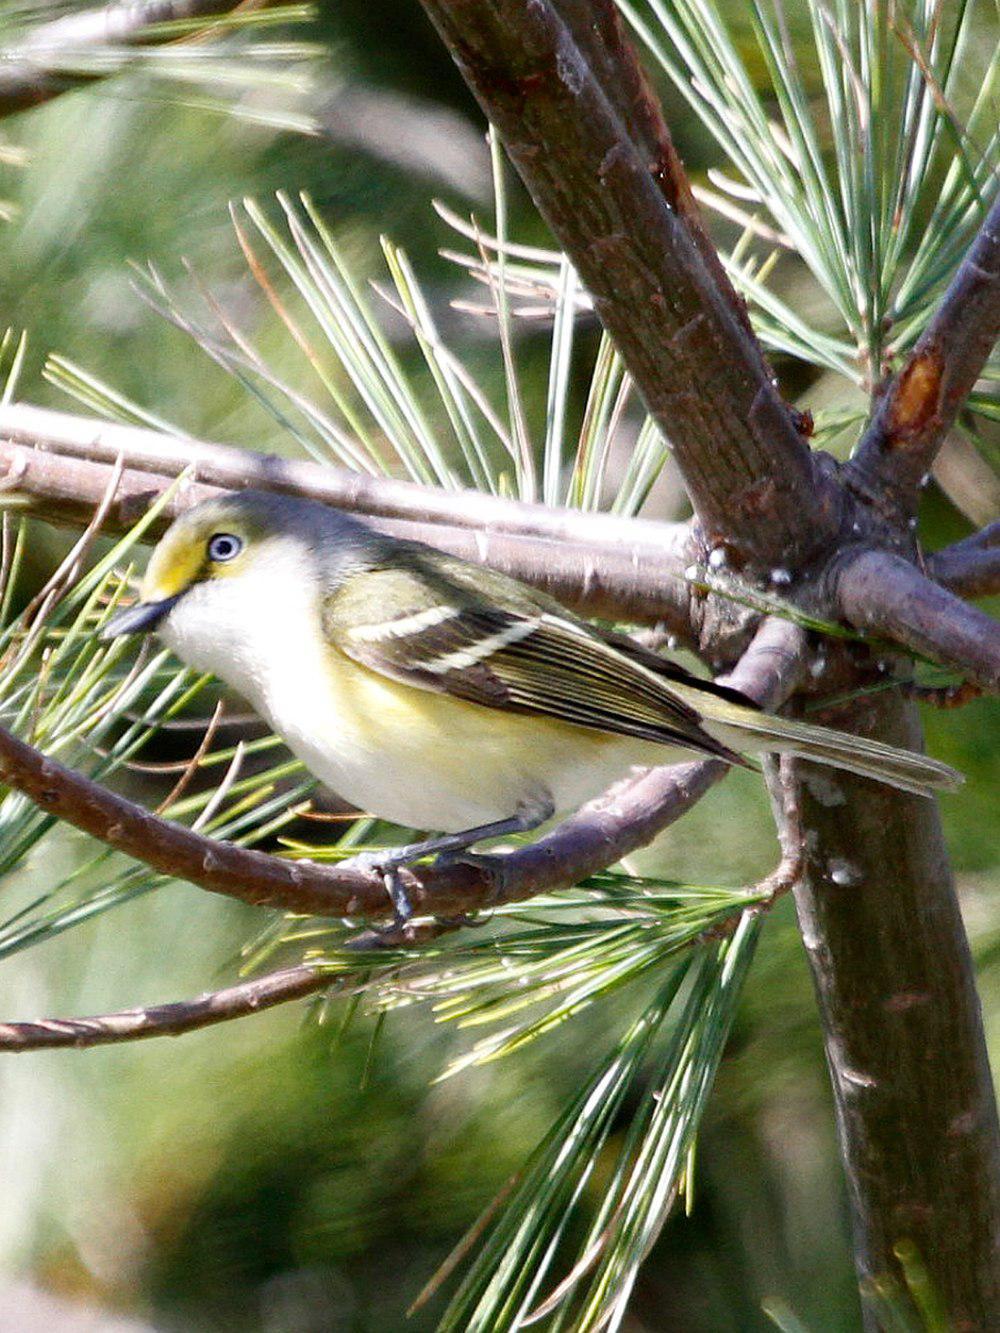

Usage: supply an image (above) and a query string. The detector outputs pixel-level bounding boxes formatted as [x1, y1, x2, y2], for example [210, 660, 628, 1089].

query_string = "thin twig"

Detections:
[154, 699, 225, 814]
[0, 963, 330, 1051]
[19, 452, 124, 629]
[0, 858, 797, 1054]
[0, 0, 271, 118]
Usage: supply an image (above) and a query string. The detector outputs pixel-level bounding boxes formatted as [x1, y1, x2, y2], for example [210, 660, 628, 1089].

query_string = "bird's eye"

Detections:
[207, 532, 243, 563]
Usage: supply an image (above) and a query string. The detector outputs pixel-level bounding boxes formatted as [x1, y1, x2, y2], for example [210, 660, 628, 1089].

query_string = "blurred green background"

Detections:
[0, 2, 997, 1330]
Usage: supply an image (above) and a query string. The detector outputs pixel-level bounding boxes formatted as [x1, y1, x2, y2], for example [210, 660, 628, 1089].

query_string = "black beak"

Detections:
[101, 596, 180, 640]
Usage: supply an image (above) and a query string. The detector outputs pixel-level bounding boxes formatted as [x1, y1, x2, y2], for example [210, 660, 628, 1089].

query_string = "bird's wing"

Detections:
[322, 555, 745, 763]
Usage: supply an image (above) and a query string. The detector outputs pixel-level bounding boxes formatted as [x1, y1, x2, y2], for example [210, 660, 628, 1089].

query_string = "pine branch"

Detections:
[0, 402, 686, 552]
[415, 0, 838, 568]
[836, 548, 1000, 691]
[0, 619, 804, 926]
[0, 0, 274, 117]
[0, 403, 696, 637]
[0, 864, 797, 1053]
[929, 522, 1000, 601]
[848, 192, 1000, 516]
[7, 414, 997, 682]
[0, 963, 329, 1050]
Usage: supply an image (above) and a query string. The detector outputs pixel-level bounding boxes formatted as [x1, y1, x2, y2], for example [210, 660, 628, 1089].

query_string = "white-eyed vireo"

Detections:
[103, 490, 960, 919]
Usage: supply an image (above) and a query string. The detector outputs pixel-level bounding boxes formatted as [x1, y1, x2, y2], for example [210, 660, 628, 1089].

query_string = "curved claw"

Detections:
[350, 849, 415, 930]
[347, 822, 531, 933]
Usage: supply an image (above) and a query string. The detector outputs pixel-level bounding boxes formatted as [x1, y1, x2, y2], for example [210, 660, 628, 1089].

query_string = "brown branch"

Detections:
[0, 850, 801, 1055]
[0, 0, 264, 117]
[836, 547, 1000, 691]
[848, 192, 1000, 515]
[0, 923, 446, 1053]
[0, 427, 697, 640]
[415, 0, 838, 568]
[929, 522, 1000, 600]
[0, 963, 329, 1050]
[554, 0, 752, 342]
[0, 618, 804, 926]
[0, 401, 689, 554]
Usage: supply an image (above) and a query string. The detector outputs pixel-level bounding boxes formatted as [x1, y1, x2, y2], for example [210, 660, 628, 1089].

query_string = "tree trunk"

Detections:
[792, 690, 1000, 1330]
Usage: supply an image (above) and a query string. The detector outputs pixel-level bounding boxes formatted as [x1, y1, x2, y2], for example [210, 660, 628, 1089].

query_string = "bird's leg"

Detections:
[351, 797, 555, 929]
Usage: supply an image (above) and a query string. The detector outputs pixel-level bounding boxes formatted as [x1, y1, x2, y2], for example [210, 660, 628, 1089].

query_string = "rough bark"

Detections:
[416, 0, 839, 569]
[791, 691, 1000, 1328]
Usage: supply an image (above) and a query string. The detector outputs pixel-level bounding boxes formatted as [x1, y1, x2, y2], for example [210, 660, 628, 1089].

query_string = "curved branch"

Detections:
[0, 963, 330, 1051]
[416, 0, 837, 567]
[929, 522, 1000, 601]
[0, 426, 696, 638]
[0, 619, 804, 926]
[848, 192, 1000, 514]
[0, 0, 261, 117]
[837, 548, 1000, 691]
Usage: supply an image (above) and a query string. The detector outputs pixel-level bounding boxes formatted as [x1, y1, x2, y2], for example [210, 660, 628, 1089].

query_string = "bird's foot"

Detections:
[350, 848, 418, 935]
[347, 797, 554, 933]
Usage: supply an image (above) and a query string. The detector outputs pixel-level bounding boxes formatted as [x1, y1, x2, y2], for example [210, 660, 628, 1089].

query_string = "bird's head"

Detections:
[101, 490, 371, 667]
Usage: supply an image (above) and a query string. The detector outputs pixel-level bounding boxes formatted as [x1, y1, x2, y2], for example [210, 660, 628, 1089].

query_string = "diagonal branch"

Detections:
[0, 0, 269, 117]
[416, 0, 837, 567]
[0, 963, 330, 1050]
[0, 618, 804, 925]
[929, 522, 1000, 601]
[848, 192, 1000, 515]
[836, 547, 1000, 691]
[0, 415, 696, 639]
[555, 0, 751, 341]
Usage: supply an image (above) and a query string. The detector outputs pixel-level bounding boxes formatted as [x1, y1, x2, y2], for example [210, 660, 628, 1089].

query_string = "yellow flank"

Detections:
[275, 641, 658, 832]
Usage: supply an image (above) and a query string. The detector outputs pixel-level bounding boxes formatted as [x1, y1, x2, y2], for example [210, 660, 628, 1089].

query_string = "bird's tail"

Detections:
[688, 694, 963, 799]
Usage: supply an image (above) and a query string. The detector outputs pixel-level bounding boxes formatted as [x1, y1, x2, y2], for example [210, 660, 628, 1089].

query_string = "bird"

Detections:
[103, 489, 962, 921]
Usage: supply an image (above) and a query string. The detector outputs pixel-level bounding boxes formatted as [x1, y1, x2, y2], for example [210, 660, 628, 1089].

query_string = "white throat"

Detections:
[157, 541, 325, 726]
